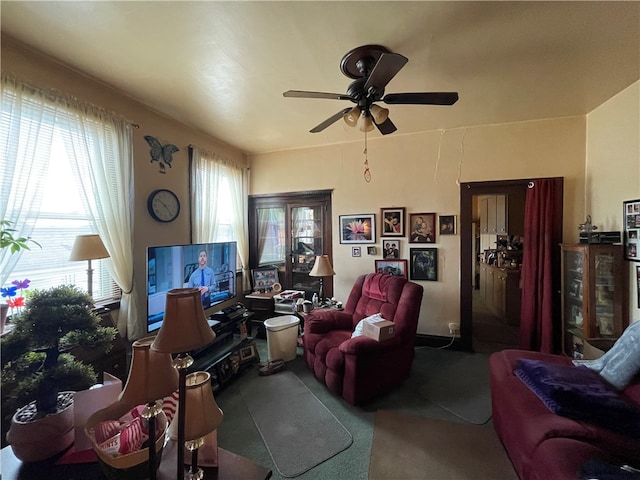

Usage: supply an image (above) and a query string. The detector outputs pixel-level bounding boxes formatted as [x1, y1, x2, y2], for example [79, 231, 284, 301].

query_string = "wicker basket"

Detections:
[85, 401, 168, 480]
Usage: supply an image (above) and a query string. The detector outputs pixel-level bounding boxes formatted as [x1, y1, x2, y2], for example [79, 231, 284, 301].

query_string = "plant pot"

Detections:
[6, 391, 75, 462]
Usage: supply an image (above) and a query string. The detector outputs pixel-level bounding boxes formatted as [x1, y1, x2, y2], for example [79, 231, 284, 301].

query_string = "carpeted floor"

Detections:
[369, 410, 518, 480]
[216, 339, 516, 480]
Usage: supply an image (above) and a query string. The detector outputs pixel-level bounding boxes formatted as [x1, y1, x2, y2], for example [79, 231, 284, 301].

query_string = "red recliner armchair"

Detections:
[303, 273, 424, 405]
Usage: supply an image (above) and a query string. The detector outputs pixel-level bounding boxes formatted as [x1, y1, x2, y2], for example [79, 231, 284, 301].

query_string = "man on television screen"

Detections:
[188, 249, 215, 304]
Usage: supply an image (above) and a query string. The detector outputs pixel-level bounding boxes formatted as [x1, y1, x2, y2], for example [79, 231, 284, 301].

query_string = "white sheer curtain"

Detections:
[0, 75, 55, 284]
[58, 103, 137, 340]
[1, 74, 136, 339]
[190, 146, 250, 290]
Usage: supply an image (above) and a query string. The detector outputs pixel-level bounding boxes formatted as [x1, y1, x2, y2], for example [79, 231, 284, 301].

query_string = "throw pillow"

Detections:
[573, 321, 640, 390]
[352, 313, 384, 338]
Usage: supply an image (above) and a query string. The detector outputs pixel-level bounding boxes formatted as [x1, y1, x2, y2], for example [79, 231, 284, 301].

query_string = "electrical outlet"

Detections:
[448, 322, 460, 335]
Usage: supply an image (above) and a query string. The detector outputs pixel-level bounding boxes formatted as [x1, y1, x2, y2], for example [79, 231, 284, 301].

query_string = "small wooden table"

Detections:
[1, 443, 272, 480]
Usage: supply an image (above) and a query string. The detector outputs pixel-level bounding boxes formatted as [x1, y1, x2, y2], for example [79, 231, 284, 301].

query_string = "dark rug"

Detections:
[369, 410, 518, 480]
[240, 370, 353, 478]
[417, 348, 492, 424]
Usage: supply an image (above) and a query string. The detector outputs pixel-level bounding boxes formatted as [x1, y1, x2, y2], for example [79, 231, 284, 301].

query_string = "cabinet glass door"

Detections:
[290, 205, 323, 292]
[593, 252, 616, 338]
[256, 207, 286, 267]
[562, 249, 584, 355]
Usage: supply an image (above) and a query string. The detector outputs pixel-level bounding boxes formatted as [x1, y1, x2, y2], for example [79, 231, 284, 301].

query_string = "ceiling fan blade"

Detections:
[364, 52, 408, 92]
[284, 90, 353, 101]
[383, 92, 459, 105]
[374, 117, 397, 135]
[309, 107, 352, 133]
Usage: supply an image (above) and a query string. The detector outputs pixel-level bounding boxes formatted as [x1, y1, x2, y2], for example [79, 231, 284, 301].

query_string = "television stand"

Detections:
[188, 311, 259, 392]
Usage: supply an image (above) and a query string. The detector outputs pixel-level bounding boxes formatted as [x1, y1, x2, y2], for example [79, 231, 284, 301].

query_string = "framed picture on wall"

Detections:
[410, 248, 438, 281]
[623, 199, 640, 261]
[339, 214, 376, 244]
[382, 240, 400, 259]
[408, 213, 436, 243]
[381, 207, 405, 237]
[375, 259, 408, 279]
[439, 215, 456, 235]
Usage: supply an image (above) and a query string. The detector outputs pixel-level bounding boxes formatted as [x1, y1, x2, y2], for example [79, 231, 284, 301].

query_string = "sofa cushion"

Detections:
[516, 359, 640, 439]
[574, 321, 640, 390]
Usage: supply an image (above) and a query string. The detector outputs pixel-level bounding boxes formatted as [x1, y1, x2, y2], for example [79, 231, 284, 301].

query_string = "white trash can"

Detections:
[264, 315, 300, 362]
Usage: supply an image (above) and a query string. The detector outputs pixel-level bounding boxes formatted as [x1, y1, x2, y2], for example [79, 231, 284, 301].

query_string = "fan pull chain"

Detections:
[363, 131, 371, 182]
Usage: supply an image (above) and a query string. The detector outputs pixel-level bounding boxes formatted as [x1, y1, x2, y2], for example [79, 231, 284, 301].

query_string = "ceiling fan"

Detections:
[283, 44, 459, 135]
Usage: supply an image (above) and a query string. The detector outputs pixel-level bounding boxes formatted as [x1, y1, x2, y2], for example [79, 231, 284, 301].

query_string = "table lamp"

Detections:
[119, 336, 179, 480]
[309, 255, 335, 302]
[151, 288, 216, 480]
[69, 234, 109, 297]
[168, 371, 223, 480]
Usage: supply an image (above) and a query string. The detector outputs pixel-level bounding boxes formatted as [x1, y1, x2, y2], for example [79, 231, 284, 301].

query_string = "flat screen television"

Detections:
[146, 241, 237, 333]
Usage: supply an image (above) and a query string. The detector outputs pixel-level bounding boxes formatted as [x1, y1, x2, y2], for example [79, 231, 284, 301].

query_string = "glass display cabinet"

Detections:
[249, 190, 332, 299]
[561, 243, 628, 359]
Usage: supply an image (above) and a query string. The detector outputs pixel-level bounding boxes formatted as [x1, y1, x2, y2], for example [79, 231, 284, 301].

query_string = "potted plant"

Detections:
[0, 220, 41, 329]
[1, 284, 116, 461]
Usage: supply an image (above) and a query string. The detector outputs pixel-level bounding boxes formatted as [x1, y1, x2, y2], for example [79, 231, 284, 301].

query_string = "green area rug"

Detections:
[369, 410, 517, 480]
[241, 370, 353, 478]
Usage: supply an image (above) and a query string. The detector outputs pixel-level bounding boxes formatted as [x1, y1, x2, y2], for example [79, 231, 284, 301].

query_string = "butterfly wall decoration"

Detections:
[144, 135, 179, 174]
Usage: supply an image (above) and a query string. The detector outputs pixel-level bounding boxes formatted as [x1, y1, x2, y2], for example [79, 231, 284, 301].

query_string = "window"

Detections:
[1, 83, 120, 302]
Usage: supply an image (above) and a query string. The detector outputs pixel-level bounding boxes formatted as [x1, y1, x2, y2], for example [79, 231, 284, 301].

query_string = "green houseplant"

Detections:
[1, 220, 41, 329]
[1, 284, 116, 461]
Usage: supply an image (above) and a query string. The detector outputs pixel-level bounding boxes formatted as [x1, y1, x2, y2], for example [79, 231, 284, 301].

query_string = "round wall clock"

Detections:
[147, 189, 180, 223]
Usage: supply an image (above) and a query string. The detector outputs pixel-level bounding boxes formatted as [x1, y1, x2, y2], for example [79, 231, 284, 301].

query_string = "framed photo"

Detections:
[239, 341, 259, 363]
[381, 207, 405, 237]
[352, 247, 361, 257]
[375, 259, 408, 279]
[408, 212, 436, 243]
[252, 267, 279, 292]
[439, 215, 456, 235]
[367, 246, 377, 255]
[339, 214, 376, 244]
[623, 199, 640, 261]
[382, 240, 400, 259]
[410, 248, 438, 281]
[637, 265, 640, 308]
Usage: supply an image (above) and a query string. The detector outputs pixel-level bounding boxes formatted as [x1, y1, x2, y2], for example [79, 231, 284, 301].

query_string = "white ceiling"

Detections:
[2, 1, 639, 155]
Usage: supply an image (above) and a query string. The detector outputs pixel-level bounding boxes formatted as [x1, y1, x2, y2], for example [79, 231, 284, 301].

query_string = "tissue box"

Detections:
[363, 318, 395, 341]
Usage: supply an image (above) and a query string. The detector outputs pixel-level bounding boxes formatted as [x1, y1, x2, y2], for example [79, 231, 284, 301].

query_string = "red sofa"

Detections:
[303, 273, 423, 405]
[490, 349, 640, 480]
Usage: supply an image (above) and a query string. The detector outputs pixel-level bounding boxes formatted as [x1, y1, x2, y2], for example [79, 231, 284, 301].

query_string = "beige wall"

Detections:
[2, 37, 248, 340]
[4, 35, 636, 339]
[250, 117, 586, 335]
[586, 81, 640, 323]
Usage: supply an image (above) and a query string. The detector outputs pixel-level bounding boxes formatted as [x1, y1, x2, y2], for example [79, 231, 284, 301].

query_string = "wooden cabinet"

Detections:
[561, 244, 628, 359]
[479, 263, 521, 325]
[479, 193, 525, 236]
[249, 190, 332, 300]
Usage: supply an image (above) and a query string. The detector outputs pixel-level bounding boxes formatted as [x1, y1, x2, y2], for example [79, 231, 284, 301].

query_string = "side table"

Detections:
[244, 291, 276, 338]
[1, 443, 272, 480]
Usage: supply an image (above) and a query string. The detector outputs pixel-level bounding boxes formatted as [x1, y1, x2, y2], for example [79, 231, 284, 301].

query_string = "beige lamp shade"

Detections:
[370, 104, 389, 124]
[343, 106, 361, 127]
[118, 336, 178, 406]
[151, 288, 216, 354]
[168, 371, 223, 442]
[357, 111, 375, 132]
[309, 255, 335, 277]
[69, 234, 109, 261]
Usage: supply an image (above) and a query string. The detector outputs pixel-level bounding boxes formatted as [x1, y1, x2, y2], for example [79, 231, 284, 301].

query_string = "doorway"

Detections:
[459, 179, 530, 352]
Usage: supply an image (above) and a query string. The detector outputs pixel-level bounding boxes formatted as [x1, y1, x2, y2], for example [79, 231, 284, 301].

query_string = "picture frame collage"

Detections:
[340, 208, 457, 282]
[624, 199, 640, 262]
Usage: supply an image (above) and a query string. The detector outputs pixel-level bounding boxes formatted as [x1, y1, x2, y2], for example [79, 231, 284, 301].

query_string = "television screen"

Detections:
[146, 241, 237, 333]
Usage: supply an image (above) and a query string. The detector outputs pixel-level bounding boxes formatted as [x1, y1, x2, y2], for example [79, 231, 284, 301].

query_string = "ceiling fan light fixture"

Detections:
[370, 104, 389, 124]
[343, 106, 361, 127]
[357, 111, 375, 132]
